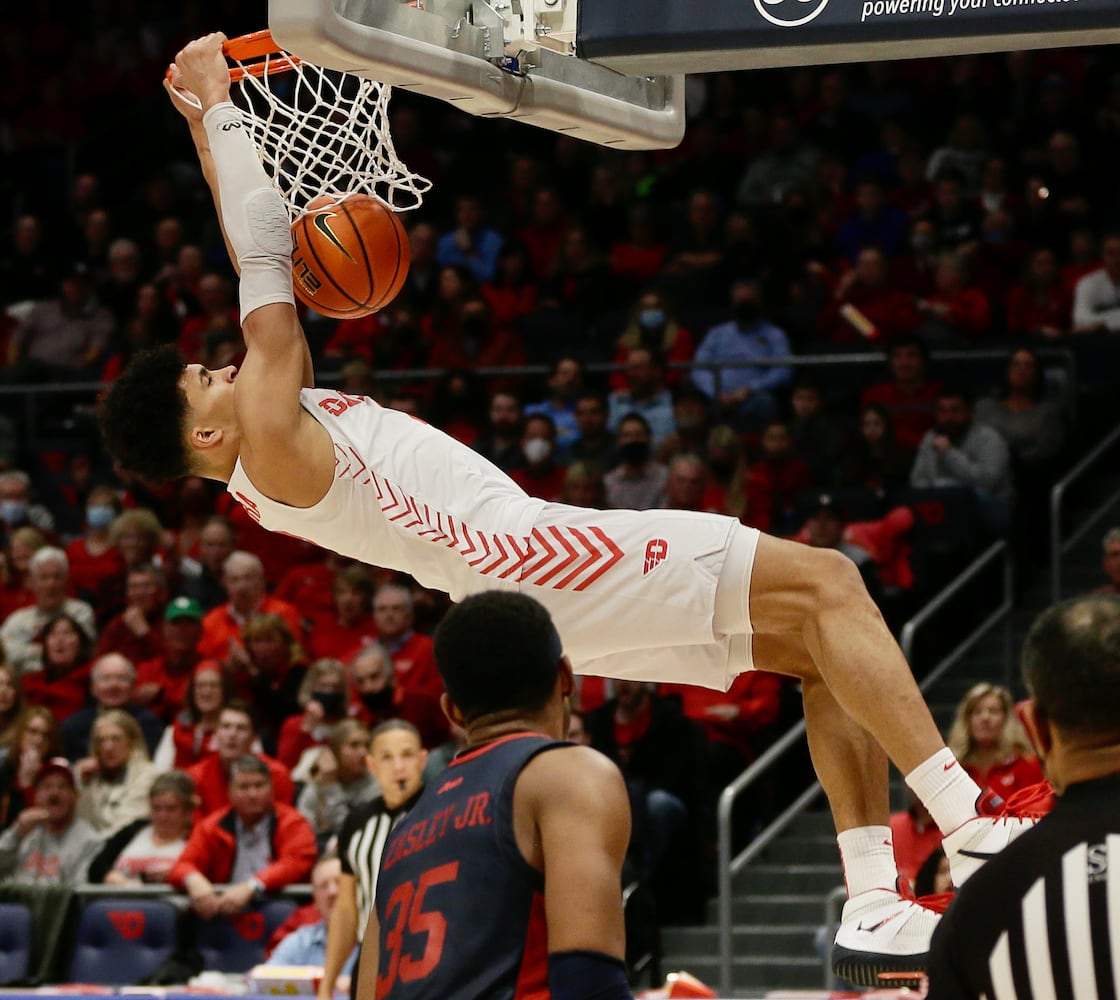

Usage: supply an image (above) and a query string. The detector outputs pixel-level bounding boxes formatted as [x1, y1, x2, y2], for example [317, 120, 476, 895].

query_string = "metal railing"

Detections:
[715, 540, 1014, 997]
[1049, 423, 1120, 604]
[0, 345, 1075, 445]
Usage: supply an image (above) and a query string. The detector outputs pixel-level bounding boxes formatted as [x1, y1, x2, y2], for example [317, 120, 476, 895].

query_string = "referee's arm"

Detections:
[319, 872, 359, 1000]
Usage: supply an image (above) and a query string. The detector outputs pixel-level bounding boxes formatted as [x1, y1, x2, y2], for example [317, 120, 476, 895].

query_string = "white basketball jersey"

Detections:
[228, 388, 747, 688]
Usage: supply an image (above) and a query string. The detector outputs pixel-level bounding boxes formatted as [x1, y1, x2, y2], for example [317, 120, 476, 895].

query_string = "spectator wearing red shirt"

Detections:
[610, 205, 668, 290]
[0, 527, 48, 623]
[95, 564, 167, 666]
[65, 486, 124, 606]
[426, 296, 526, 377]
[135, 596, 206, 723]
[820, 247, 921, 344]
[517, 186, 570, 280]
[743, 420, 813, 535]
[170, 755, 316, 917]
[661, 670, 782, 779]
[198, 551, 302, 662]
[188, 703, 294, 817]
[177, 272, 239, 360]
[237, 614, 309, 756]
[20, 613, 95, 722]
[97, 509, 166, 625]
[306, 566, 377, 663]
[348, 645, 448, 750]
[1005, 246, 1072, 340]
[372, 584, 441, 701]
[915, 251, 991, 344]
[609, 290, 695, 392]
[860, 333, 942, 454]
[890, 790, 943, 892]
[1097, 527, 1120, 596]
[946, 683, 1045, 800]
[276, 552, 355, 631]
[276, 659, 352, 770]
[510, 413, 566, 502]
[481, 242, 538, 333]
[152, 661, 230, 771]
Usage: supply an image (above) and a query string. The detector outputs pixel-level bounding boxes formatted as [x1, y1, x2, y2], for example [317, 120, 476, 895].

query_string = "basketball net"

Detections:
[224, 31, 431, 219]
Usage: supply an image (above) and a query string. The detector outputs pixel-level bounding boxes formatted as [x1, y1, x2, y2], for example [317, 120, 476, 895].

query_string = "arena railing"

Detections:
[0, 346, 1076, 446]
[715, 539, 1013, 997]
[1049, 422, 1120, 604]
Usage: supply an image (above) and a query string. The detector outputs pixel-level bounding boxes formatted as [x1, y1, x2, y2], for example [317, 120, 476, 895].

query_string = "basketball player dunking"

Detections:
[100, 34, 1034, 982]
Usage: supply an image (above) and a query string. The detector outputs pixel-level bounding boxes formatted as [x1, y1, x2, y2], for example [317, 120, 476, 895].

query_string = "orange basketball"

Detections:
[290, 194, 411, 318]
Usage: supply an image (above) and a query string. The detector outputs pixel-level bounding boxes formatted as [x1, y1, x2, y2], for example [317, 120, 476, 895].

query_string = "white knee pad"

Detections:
[203, 102, 295, 317]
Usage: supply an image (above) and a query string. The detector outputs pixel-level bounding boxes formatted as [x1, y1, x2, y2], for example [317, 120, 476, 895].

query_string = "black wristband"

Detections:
[548, 950, 632, 1000]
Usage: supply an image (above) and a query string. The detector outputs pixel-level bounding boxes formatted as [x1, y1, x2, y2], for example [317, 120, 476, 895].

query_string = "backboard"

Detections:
[268, 0, 686, 150]
[271, 0, 1120, 152]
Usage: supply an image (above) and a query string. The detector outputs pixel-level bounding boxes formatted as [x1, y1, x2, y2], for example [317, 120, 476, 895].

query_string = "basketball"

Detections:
[290, 194, 411, 318]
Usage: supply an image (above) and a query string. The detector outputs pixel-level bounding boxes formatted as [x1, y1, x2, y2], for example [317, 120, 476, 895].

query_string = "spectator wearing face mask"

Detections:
[604, 413, 669, 511]
[276, 659, 352, 771]
[0, 471, 56, 539]
[347, 645, 448, 750]
[510, 413, 565, 502]
[523, 357, 583, 455]
[66, 486, 125, 603]
[692, 279, 792, 431]
[609, 291, 695, 391]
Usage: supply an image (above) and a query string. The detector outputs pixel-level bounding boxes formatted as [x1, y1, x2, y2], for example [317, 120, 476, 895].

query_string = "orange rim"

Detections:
[164, 29, 301, 87]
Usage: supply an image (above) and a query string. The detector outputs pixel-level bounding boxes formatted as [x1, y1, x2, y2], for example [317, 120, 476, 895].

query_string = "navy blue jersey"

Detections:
[374, 732, 566, 1000]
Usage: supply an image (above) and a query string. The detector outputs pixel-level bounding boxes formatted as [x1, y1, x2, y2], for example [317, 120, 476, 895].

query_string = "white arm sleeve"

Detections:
[202, 102, 295, 319]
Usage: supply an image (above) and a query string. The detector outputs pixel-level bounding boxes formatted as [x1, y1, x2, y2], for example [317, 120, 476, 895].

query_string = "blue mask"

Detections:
[0, 501, 27, 525]
[86, 505, 115, 530]
[638, 308, 666, 329]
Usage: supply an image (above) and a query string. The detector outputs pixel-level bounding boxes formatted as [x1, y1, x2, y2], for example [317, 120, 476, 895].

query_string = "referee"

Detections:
[927, 593, 1120, 999]
[317, 720, 428, 1000]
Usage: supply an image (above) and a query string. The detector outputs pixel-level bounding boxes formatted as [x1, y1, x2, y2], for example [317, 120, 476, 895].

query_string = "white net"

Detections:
[228, 47, 431, 219]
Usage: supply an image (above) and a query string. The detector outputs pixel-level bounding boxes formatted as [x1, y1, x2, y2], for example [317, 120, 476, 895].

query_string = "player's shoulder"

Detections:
[518, 743, 626, 804]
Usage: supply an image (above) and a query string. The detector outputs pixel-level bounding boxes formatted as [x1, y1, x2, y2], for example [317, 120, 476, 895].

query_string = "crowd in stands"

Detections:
[2, 0, 1120, 954]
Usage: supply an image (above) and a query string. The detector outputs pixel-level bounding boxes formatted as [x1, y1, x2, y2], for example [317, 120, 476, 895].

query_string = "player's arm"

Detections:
[517, 745, 633, 1000]
[318, 872, 359, 1000]
[172, 35, 330, 504]
[165, 42, 315, 392]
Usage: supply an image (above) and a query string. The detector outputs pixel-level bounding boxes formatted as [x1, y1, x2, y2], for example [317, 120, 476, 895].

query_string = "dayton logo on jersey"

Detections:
[643, 538, 669, 576]
[753, 0, 830, 27]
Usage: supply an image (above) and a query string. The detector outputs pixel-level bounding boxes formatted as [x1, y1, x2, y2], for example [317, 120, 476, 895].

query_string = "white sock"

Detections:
[904, 747, 983, 834]
[837, 826, 898, 899]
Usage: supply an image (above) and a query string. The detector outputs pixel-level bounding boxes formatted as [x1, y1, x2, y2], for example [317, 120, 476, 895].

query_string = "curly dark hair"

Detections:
[98, 345, 193, 484]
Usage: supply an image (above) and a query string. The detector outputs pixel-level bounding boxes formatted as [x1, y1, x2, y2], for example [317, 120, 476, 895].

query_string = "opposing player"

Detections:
[364, 590, 633, 1000]
[98, 34, 1031, 982]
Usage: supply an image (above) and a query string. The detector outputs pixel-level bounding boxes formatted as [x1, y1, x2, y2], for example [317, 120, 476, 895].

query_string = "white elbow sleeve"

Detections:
[202, 102, 295, 318]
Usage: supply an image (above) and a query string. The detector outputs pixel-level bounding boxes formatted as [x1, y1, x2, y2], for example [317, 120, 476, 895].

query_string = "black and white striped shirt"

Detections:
[928, 774, 1120, 1000]
[338, 789, 422, 938]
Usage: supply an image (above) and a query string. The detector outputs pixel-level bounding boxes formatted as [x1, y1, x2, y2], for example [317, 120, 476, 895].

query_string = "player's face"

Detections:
[369, 729, 426, 808]
[179, 364, 239, 439]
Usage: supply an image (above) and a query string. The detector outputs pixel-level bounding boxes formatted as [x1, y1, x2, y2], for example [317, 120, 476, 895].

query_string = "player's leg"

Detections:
[755, 633, 941, 982]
